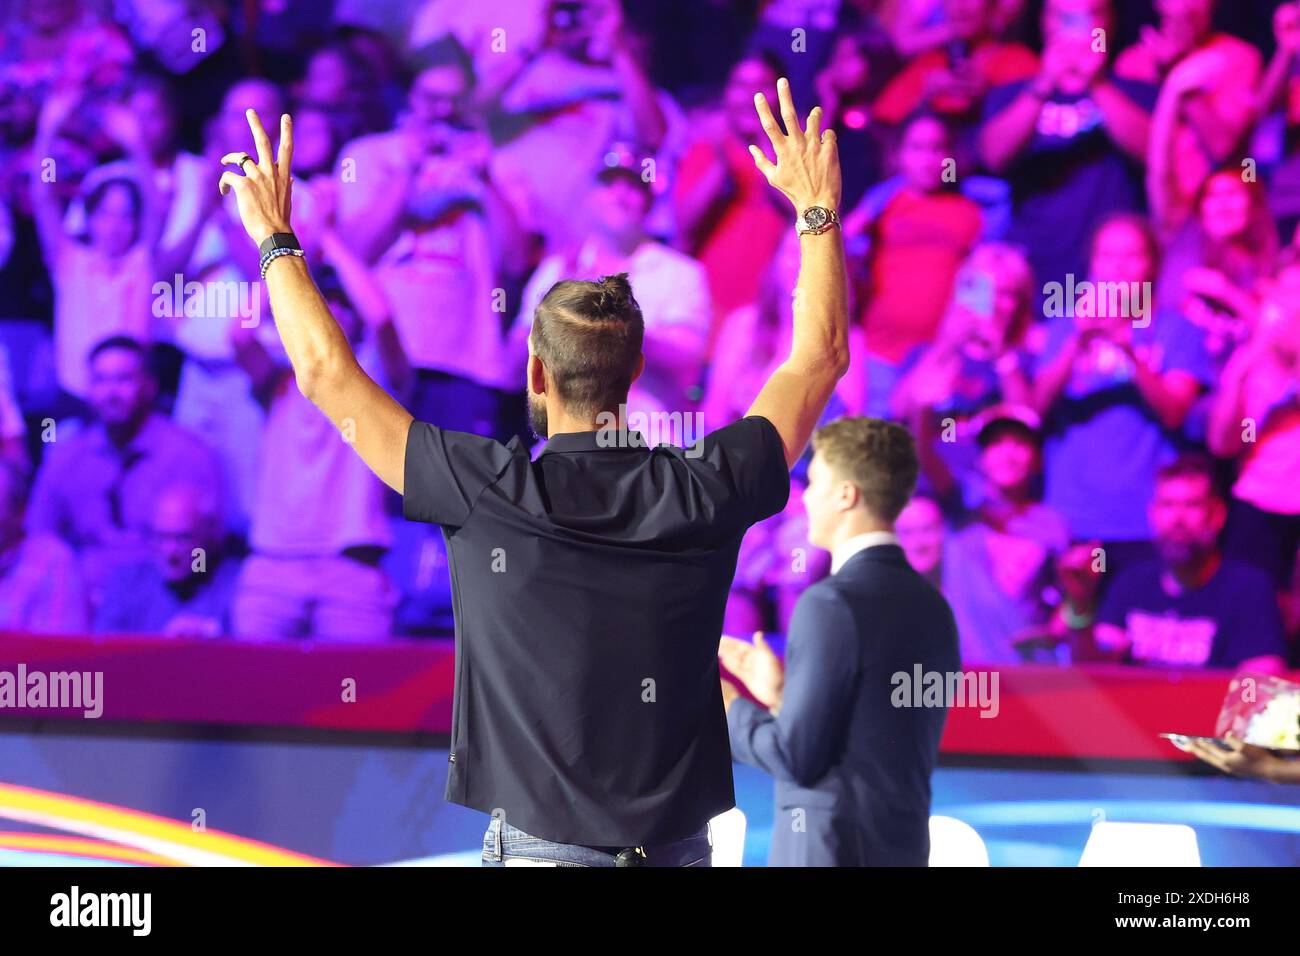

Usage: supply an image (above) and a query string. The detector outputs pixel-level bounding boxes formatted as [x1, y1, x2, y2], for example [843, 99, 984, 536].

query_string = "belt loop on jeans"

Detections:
[491, 818, 503, 862]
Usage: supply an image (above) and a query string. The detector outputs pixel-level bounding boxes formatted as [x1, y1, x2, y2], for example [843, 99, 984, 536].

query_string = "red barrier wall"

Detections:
[0, 633, 1282, 761]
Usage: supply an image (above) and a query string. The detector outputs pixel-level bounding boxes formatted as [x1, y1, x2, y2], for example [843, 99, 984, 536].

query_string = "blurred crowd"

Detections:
[1, 0, 1299, 672]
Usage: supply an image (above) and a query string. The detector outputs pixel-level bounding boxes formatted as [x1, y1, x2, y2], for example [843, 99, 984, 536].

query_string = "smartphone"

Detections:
[955, 269, 995, 320]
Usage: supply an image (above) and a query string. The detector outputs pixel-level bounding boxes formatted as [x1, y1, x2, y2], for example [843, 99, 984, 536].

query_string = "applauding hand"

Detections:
[719, 633, 786, 712]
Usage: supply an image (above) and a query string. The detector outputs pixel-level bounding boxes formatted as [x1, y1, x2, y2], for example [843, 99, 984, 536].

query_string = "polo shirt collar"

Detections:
[539, 429, 649, 456]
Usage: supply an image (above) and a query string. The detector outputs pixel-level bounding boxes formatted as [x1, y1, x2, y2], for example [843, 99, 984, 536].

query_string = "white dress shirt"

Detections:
[830, 531, 901, 575]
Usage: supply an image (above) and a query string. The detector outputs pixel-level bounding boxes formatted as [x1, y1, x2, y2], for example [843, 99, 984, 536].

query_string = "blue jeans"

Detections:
[481, 819, 712, 867]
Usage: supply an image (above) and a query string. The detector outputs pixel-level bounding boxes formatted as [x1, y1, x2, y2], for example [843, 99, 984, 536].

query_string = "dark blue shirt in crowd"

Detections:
[728, 543, 961, 866]
[94, 557, 241, 636]
[982, 77, 1157, 290]
[1097, 558, 1287, 668]
[403, 416, 790, 845]
[1036, 309, 1215, 541]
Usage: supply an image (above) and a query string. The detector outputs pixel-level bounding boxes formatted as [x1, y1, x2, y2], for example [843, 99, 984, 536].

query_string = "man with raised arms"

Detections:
[214, 77, 846, 866]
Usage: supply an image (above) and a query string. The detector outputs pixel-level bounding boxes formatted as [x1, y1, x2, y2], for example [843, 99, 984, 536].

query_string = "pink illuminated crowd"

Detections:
[0, 0, 1298, 672]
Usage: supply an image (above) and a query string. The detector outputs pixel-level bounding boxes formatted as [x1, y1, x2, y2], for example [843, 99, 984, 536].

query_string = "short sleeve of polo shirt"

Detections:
[403, 421, 518, 528]
[694, 416, 791, 527]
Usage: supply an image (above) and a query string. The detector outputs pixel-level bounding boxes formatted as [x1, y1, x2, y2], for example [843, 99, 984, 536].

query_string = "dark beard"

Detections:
[527, 392, 548, 441]
[1158, 539, 1209, 570]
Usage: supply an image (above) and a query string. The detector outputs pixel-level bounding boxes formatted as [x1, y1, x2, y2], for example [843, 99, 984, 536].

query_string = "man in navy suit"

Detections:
[721, 417, 960, 866]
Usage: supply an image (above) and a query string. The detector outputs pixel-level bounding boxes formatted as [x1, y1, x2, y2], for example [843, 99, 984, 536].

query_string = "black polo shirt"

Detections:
[403, 415, 790, 845]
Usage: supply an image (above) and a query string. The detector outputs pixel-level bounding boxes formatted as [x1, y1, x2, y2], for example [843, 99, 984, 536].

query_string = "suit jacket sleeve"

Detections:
[726, 585, 860, 787]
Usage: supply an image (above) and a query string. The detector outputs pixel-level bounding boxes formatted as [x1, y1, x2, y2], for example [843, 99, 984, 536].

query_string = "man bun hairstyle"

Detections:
[531, 272, 645, 419]
[593, 272, 635, 315]
[812, 417, 920, 523]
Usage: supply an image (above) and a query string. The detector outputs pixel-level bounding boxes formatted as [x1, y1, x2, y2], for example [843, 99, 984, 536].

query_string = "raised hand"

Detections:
[218, 109, 294, 245]
[748, 77, 841, 213]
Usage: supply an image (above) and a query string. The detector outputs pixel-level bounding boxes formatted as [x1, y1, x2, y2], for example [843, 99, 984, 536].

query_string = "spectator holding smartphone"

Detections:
[487, 0, 678, 254]
[893, 241, 1035, 508]
[1120, 0, 1261, 223]
[336, 46, 521, 438]
[874, 0, 1038, 142]
[1032, 214, 1213, 571]
[980, 0, 1154, 288]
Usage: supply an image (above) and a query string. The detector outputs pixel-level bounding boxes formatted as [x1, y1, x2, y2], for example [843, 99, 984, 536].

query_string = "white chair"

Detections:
[928, 815, 990, 866]
[708, 807, 747, 867]
[1079, 821, 1201, 866]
